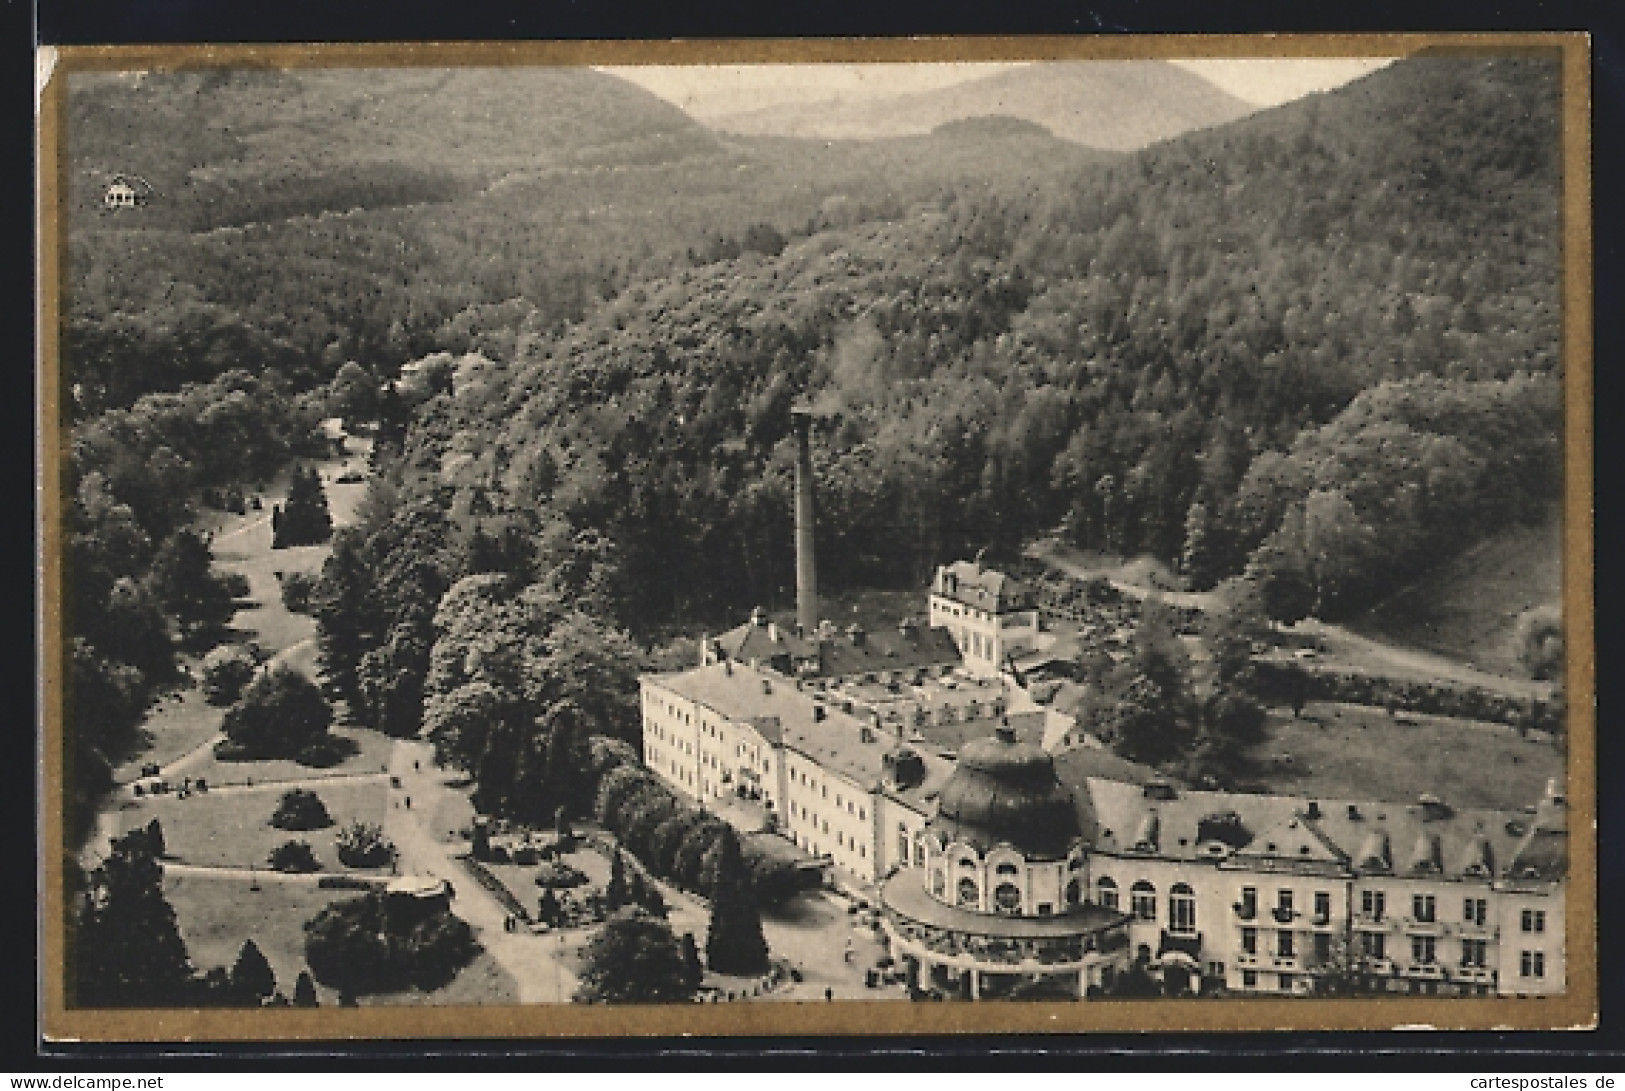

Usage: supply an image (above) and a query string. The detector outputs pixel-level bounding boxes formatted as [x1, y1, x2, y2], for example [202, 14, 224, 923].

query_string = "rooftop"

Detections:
[714, 611, 961, 679]
[1082, 775, 1562, 882]
[646, 660, 954, 810]
[932, 559, 1037, 613]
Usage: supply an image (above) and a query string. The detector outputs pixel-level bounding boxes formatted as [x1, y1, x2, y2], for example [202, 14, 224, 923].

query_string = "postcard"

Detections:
[37, 34, 1595, 1042]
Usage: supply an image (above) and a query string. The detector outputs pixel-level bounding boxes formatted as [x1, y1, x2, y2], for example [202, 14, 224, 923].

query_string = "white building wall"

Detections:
[1497, 883, 1565, 996]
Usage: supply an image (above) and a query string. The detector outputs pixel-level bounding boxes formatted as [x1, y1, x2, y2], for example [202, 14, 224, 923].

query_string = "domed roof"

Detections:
[928, 725, 1096, 858]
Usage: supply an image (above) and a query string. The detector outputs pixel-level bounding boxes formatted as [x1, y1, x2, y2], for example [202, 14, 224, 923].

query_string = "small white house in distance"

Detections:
[102, 174, 153, 210]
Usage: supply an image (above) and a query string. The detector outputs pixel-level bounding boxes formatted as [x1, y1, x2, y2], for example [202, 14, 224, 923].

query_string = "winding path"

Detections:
[381, 738, 576, 1003]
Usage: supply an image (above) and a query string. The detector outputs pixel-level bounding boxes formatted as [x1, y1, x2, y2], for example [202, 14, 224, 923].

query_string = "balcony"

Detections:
[1405, 961, 1446, 979]
[1353, 915, 1391, 932]
[1359, 958, 1395, 976]
[1233, 902, 1257, 922]
[1271, 907, 1299, 925]
[1455, 965, 1497, 985]
[1236, 951, 1260, 966]
[1402, 917, 1446, 937]
[1309, 915, 1337, 931]
[1269, 954, 1301, 971]
[1458, 921, 1500, 940]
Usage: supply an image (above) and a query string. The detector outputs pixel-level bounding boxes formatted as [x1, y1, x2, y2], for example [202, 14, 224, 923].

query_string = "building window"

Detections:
[1360, 932, 1387, 960]
[1242, 970, 1258, 989]
[1277, 930, 1294, 959]
[1464, 898, 1488, 927]
[1276, 889, 1294, 919]
[1461, 939, 1488, 968]
[957, 878, 979, 908]
[995, 862, 1020, 877]
[931, 869, 946, 897]
[1411, 936, 1436, 965]
[1131, 881, 1157, 921]
[1095, 877, 1117, 910]
[1521, 951, 1546, 978]
[898, 829, 910, 863]
[1169, 883, 1197, 935]
[1237, 886, 1257, 919]
[1412, 894, 1436, 923]
[1361, 889, 1386, 921]
[1313, 933, 1332, 964]
[1522, 909, 1547, 933]
[993, 883, 1021, 914]
[1314, 891, 1332, 924]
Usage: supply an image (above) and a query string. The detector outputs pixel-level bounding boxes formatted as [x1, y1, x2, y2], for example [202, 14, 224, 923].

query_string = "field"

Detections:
[1253, 700, 1563, 811]
[165, 871, 520, 1007]
[1351, 505, 1562, 678]
[124, 777, 391, 872]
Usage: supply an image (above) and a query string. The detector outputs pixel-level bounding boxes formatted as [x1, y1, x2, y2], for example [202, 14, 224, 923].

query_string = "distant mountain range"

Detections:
[704, 61, 1259, 151]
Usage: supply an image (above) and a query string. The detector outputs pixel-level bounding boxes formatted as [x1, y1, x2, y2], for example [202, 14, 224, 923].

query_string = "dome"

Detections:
[927, 725, 1096, 858]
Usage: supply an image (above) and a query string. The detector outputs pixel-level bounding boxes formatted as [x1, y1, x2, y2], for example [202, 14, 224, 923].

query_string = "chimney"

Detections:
[791, 407, 818, 636]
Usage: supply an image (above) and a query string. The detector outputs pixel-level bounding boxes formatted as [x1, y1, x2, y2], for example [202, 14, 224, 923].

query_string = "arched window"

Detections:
[993, 883, 1021, 914]
[1065, 878, 1083, 906]
[995, 862, 1020, 877]
[931, 869, 946, 898]
[1169, 882, 1197, 935]
[957, 855, 978, 870]
[957, 877, 980, 908]
[1096, 876, 1119, 911]
[1131, 880, 1157, 921]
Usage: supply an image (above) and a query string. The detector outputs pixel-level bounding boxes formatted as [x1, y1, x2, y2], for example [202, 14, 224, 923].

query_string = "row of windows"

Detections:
[1240, 927, 1333, 961]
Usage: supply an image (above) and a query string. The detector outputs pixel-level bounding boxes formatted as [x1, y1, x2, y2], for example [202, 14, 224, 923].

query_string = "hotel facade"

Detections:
[638, 559, 1567, 999]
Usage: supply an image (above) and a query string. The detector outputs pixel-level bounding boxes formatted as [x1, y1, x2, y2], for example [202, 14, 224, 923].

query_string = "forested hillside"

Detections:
[66, 67, 1106, 415]
[342, 54, 1560, 647]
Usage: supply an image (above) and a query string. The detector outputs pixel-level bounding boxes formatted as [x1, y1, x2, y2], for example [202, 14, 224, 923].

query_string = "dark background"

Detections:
[20, 0, 1625, 1071]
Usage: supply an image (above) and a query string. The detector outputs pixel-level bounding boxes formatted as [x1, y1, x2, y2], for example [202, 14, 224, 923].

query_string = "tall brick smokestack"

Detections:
[791, 407, 818, 635]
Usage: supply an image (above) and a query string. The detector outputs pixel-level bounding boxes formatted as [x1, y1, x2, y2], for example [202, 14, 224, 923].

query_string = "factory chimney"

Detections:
[791, 406, 819, 635]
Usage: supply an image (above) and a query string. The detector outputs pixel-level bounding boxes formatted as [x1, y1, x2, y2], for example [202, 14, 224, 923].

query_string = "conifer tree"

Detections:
[73, 829, 195, 1007]
[145, 817, 166, 858]
[293, 969, 320, 1007]
[230, 939, 277, 1005]
[605, 849, 630, 910]
[679, 931, 704, 989]
[704, 828, 769, 975]
[274, 466, 333, 548]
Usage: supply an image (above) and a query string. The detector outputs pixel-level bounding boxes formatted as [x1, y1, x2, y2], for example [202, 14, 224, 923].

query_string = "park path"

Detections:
[382, 737, 574, 1004]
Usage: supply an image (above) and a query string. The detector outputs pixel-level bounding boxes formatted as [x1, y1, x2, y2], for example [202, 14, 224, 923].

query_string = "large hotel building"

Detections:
[639, 426, 1566, 999]
[639, 558, 1566, 1000]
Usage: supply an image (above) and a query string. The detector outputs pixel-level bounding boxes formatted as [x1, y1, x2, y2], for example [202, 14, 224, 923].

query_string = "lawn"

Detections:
[125, 777, 391, 872]
[165, 869, 356, 1004]
[182, 726, 397, 790]
[1251, 700, 1564, 811]
[1351, 505, 1561, 678]
[165, 869, 520, 1007]
[112, 676, 226, 783]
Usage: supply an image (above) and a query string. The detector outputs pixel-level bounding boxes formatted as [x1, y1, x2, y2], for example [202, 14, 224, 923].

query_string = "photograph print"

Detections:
[41, 36, 1593, 1039]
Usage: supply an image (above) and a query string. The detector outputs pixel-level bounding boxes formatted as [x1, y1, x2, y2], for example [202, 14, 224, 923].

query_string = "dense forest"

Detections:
[66, 68, 1107, 414]
[347, 54, 1561, 640]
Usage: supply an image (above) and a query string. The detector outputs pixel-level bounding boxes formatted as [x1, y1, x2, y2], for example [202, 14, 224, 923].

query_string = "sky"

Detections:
[600, 58, 1396, 119]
